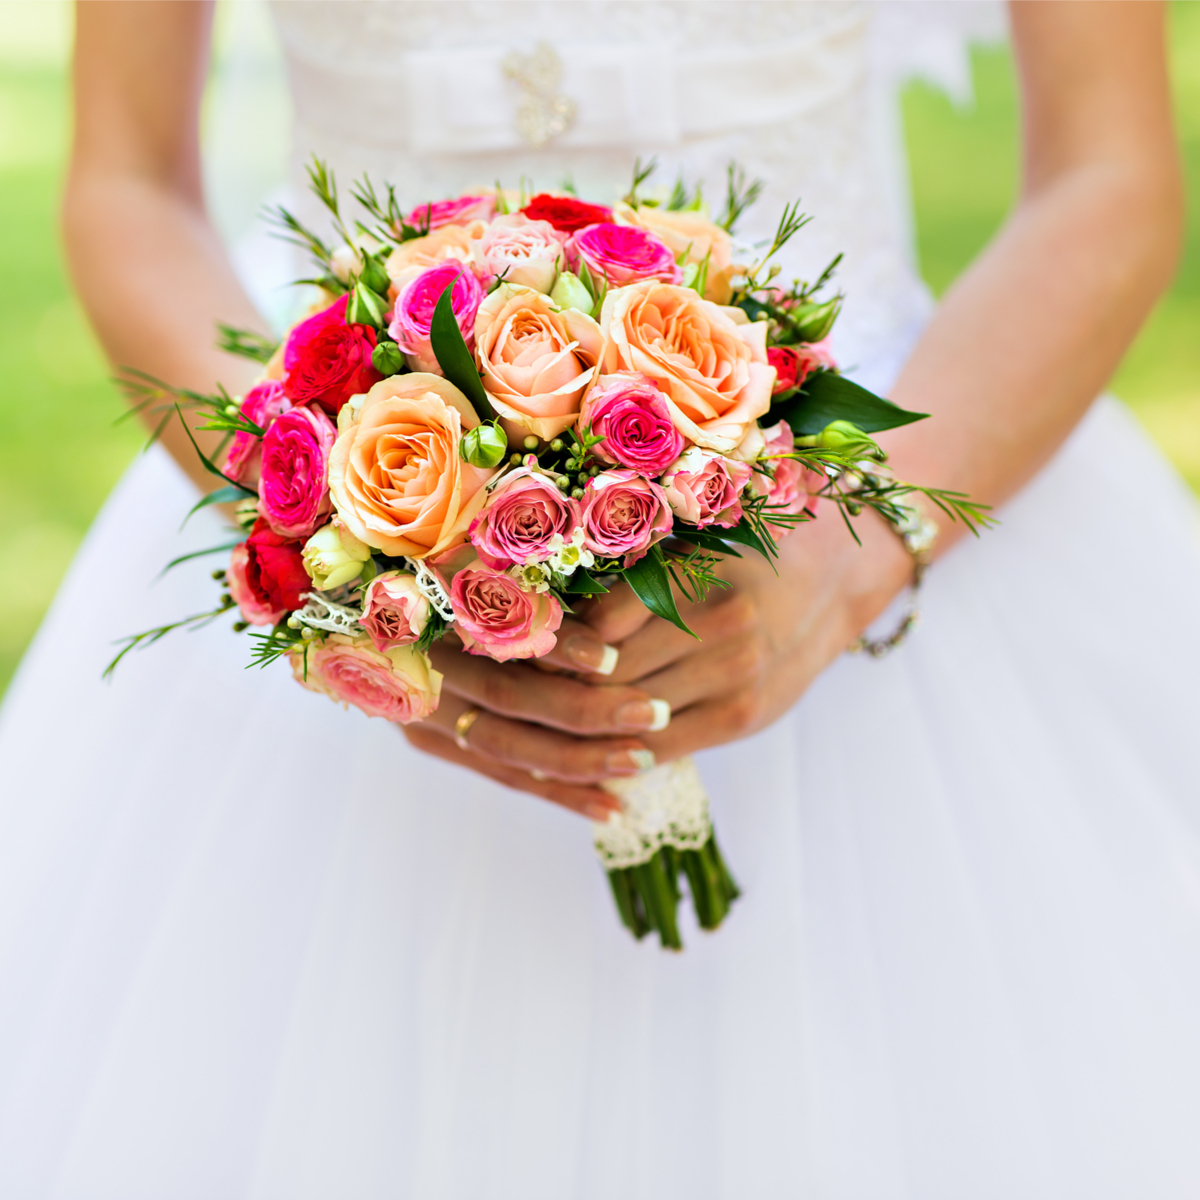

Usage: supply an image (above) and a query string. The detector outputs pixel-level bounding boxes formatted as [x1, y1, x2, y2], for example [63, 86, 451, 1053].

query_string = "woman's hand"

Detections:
[402, 511, 912, 815]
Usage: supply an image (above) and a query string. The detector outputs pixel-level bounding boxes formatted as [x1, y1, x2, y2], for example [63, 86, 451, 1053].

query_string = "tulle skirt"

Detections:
[2, 397, 1200, 1198]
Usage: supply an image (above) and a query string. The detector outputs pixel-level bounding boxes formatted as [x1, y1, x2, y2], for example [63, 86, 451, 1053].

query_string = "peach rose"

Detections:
[616, 204, 736, 304]
[470, 212, 566, 294]
[474, 284, 604, 441]
[328, 374, 496, 559]
[599, 282, 775, 453]
[292, 633, 442, 723]
[385, 222, 487, 293]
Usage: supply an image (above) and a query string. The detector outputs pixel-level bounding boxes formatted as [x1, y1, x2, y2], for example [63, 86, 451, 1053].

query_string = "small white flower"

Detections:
[512, 563, 552, 593]
[545, 526, 594, 577]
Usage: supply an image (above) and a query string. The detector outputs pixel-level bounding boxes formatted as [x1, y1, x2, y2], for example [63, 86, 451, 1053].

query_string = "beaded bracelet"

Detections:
[848, 495, 939, 658]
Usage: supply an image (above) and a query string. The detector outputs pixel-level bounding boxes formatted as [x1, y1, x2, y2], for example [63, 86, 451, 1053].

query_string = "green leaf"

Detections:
[777, 370, 928, 435]
[161, 539, 242, 575]
[181, 486, 249, 528]
[622, 547, 695, 637]
[429, 274, 496, 421]
[669, 529, 743, 558]
[713, 518, 773, 559]
[565, 570, 610, 595]
[174, 403, 258, 494]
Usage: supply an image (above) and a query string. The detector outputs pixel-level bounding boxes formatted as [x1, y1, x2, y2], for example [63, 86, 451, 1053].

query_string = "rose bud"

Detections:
[791, 297, 842, 343]
[816, 419, 879, 456]
[371, 340, 405, 376]
[549, 270, 594, 314]
[358, 254, 391, 296]
[346, 281, 388, 330]
[459, 422, 508, 469]
[302, 521, 373, 591]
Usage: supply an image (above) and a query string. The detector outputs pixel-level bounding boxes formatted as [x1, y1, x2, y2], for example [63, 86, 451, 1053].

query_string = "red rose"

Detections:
[244, 521, 311, 614]
[520, 193, 613, 235]
[283, 294, 382, 415]
[767, 342, 836, 395]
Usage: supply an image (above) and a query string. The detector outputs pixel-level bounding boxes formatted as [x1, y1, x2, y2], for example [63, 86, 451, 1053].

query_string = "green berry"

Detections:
[510, 452, 523, 466]
[570, 486, 585, 500]
[523, 435, 539, 451]
[549, 438, 564, 453]
[555, 476, 570, 491]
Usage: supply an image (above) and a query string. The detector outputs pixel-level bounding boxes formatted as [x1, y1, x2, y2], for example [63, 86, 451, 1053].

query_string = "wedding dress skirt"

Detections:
[4, 2, 1200, 1196]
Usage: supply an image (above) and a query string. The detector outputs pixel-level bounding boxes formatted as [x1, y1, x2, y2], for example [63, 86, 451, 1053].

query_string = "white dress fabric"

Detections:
[3, 3, 1200, 1196]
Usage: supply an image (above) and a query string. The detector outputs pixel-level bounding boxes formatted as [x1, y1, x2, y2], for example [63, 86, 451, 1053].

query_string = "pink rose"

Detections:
[258, 404, 338, 540]
[223, 381, 291, 486]
[447, 559, 563, 661]
[580, 373, 685, 475]
[360, 572, 431, 651]
[580, 469, 673, 566]
[471, 213, 566, 294]
[294, 633, 442, 723]
[407, 194, 496, 232]
[469, 466, 581, 570]
[389, 262, 484, 373]
[567, 222, 682, 287]
[226, 542, 284, 627]
[757, 420, 823, 519]
[661, 448, 752, 529]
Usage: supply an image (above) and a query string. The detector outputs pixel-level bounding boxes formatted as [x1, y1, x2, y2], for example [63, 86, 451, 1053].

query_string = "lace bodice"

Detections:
[256, 0, 1003, 388]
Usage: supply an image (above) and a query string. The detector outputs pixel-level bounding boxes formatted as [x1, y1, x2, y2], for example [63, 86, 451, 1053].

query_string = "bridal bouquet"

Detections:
[114, 160, 984, 949]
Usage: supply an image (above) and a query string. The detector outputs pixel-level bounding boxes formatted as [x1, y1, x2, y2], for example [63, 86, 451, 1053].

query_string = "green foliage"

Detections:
[622, 545, 693, 636]
[429, 275, 497, 421]
[777, 370, 928, 434]
[216, 323, 279, 364]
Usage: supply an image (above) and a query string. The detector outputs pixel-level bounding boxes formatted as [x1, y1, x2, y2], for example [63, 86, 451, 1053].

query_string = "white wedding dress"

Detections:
[4, 3, 1200, 1196]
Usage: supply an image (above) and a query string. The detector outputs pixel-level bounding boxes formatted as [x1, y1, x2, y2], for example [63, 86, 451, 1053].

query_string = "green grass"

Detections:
[2, 6, 1200, 696]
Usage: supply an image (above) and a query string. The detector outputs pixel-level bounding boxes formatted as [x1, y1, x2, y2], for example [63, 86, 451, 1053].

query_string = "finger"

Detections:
[531, 617, 620, 677]
[638, 686, 769, 762]
[420, 692, 656, 785]
[636, 628, 769, 715]
[576, 580, 656, 644]
[402, 725, 618, 821]
[604, 591, 758, 685]
[428, 643, 671, 736]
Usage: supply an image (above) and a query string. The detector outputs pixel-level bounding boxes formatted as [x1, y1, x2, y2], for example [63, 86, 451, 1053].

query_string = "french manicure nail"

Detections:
[614, 699, 655, 729]
[585, 801, 620, 822]
[604, 748, 657, 776]
[628, 748, 656, 772]
[648, 699, 671, 731]
[565, 636, 619, 675]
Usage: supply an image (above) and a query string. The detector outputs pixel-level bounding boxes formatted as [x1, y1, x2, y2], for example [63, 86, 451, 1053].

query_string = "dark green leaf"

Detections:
[669, 529, 743, 557]
[174, 403, 258, 495]
[429, 274, 496, 421]
[565, 570, 610, 595]
[622, 547, 694, 637]
[715, 519, 773, 559]
[161, 539, 242, 575]
[181, 486, 249, 528]
[777, 370, 928, 435]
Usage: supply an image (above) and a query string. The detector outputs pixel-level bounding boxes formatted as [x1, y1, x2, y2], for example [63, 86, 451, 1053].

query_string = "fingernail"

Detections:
[530, 768, 548, 781]
[565, 636, 619, 675]
[614, 699, 655, 729]
[604, 748, 657, 775]
[648, 699, 671, 731]
[585, 801, 620, 822]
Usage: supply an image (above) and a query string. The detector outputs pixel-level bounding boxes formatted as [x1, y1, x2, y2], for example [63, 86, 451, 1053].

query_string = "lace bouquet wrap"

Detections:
[116, 160, 985, 949]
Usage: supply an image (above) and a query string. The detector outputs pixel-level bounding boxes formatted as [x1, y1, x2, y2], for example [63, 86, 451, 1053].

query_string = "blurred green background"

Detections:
[1, 2, 1198, 697]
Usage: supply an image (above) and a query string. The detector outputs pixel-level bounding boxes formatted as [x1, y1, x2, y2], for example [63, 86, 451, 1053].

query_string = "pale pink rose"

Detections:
[447, 559, 563, 661]
[258, 404, 338, 540]
[469, 467, 581, 570]
[226, 542, 285, 627]
[389, 262, 484, 374]
[567, 222, 682, 287]
[471, 213, 567, 294]
[360, 572, 431, 651]
[579, 373, 685, 475]
[600, 282, 774, 452]
[757, 420, 823, 519]
[474, 284, 603, 441]
[293, 633, 442, 723]
[580, 469, 673, 566]
[223, 381, 291, 486]
[661, 447, 752, 529]
[407, 194, 496, 232]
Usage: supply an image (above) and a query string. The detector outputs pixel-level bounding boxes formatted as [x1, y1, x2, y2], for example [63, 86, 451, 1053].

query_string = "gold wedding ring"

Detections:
[454, 707, 482, 752]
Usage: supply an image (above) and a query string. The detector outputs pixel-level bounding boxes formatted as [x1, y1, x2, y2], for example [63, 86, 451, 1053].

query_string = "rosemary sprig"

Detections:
[104, 596, 236, 678]
[719, 161, 765, 233]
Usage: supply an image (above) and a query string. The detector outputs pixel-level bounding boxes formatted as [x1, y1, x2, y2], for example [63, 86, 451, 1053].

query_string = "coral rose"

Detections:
[580, 469, 673, 566]
[443, 555, 563, 661]
[226, 542, 284, 627]
[767, 340, 836, 395]
[567, 222, 682, 287]
[389, 262, 484, 374]
[229, 520, 311, 623]
[600, 281, 774, 453]
[661, 448, 752, 529]
[328, 374, 496, 559]
[360, 572, 431, 651]
[468, 466, 581, 570]
[258, 404, 338, 540]
[474, 283, 603, 441]
[385, 222, 485, 292]
[616, 203, 736, 303]
[521, 193, 614, 234]
[293, 633, 441, 723]
[283, 294, 381, 415]
[470, 213, 566, 294]
[223, 381, 291, 486]
[579, 372, 685, 475]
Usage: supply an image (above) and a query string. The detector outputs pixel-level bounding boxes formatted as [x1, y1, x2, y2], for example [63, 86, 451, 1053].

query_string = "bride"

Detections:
[3, 1, 1199, 1194]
